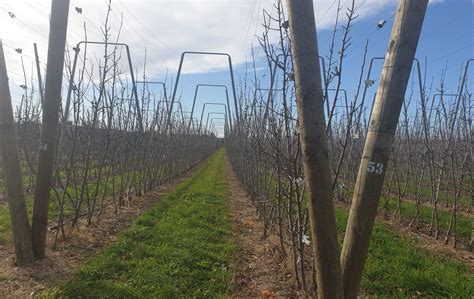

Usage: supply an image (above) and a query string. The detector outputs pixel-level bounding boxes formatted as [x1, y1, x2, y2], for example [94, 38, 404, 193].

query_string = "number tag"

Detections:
[367, 161, 384, 174]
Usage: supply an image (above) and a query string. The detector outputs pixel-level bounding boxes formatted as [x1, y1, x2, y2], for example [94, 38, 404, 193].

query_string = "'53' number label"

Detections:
[367, 161, 384, 174]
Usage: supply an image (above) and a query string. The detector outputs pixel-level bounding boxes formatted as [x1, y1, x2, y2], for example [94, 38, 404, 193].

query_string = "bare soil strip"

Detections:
[0, 160, 206, 298]
[226, 156, 297, 298]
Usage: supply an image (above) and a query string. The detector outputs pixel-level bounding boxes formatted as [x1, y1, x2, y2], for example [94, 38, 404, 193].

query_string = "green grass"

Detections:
[0, 204, 10, 245]
[43, 149, 234, 298]
[15, 150, 473, 297]
[335, 207, 474, 297]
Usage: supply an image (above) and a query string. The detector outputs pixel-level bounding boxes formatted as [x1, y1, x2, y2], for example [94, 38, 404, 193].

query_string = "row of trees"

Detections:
[1, 0, 470, 296]
[0, 0, 217, 266]
[227, 0, 471, 296]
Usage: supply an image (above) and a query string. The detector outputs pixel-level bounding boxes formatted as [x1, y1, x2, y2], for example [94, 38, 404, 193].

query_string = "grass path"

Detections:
[45, 149, 233, 298]
[40, 149, 472, 297]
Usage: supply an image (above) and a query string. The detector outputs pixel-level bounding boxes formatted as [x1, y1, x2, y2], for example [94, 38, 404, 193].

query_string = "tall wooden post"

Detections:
[32, 0, 70, 259]
[286, 0, 343, 297]
[0, 41, 35, 266]
[340, 0, 428, 297]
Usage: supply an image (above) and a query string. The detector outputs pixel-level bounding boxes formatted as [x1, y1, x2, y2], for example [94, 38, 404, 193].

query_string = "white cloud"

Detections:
[0, 0, 408, 91]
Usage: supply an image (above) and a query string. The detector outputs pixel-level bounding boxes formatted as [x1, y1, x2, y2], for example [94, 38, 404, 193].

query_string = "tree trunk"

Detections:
[0, 40, 35, 266]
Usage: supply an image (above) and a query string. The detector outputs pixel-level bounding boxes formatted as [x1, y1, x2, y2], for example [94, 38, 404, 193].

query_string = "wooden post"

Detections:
[0, 40, 35, 266]
[286, 0, 343, 297]
[31, 0, 70, 259]
[340, 0, 428, 297]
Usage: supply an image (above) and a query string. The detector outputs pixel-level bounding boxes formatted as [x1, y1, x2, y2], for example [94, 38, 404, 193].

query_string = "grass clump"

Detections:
[49, 149, 233, 298]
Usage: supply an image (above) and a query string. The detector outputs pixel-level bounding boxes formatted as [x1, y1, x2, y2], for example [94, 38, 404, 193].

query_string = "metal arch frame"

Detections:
[199, 102, 229, 133]
[319, 55, 330, 114]
[208, 124, 216, 136]
[171, 110, 186, 120]
[430, 93, 463, 139]
[355, 57, 431, 134]
[188, 84, 233, 132]
[209, 125, 226, 139]
[253, 87, 284, 100]
[429, 93, 458, 128]
[136, 81, 168, 129]
[157, 100, 185, 123]
[207, 121, 227, 137]
[167, 51, 240, 134]
[205, 112, 227, 133]
[250, 87, 286, 129]
[209, 120, 225, 132]
[65, 41, 143, 131]
[210, 123, 226, 136]
[252, 97, 298, 123]
[179, 111, 193, 127]
[412, 59, 472, 141]
[135, 81, 168, 100]
[354, 57, 385, 133]
[326, 88, 349, 118]
[150, 100, 185, 133]
[414, 59, 472, 140]
[352, 58, 473, 142]
[210, 121, 226, 137]
[319, 55, 338, 137]
[252, 87, 284, 119]
[210, 123, 223, 137]
[181, 110, 193, 118]
[250, 104, 268, 120]
[186, 117, 201, 132]
[208, 118, 227, 132]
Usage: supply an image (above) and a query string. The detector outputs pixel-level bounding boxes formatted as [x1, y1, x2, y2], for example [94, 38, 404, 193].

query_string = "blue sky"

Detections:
[1, 0, 472, 137]
[168, 0, 473, 135]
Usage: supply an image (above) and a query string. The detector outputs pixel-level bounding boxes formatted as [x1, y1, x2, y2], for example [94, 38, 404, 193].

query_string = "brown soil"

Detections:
[0, 162, 205, 298]
[226, 155, 297, 298]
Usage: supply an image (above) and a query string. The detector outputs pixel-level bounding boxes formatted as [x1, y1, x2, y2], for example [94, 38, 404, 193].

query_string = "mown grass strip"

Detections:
[44, 149, 233, 298]
[335, 208, 473, 297]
